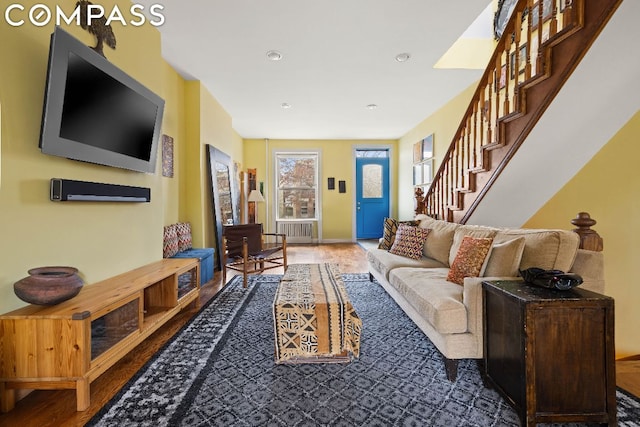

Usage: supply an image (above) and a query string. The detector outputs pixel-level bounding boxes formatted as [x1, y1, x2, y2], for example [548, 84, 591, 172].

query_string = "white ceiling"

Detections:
[138, 1, 491, 140]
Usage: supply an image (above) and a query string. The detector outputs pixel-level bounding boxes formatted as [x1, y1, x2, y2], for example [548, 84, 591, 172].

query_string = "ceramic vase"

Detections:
[13, 266, 84, 305]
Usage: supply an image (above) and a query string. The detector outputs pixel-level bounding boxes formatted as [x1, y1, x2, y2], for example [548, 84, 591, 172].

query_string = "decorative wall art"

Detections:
[499, 64, 507, 90]
[531, 0, 553, 27]
[422, 134, 433, 159]
[328, 177, 335, 190]
[413, 142, 422, 163]
[413, 134, 434, 187]
[162, 134, 174, 178]
[413, 165, 423, 186]
[559, 0, 568, 12]
[510, 44, 527, 79]
[422, 160, 433, 185]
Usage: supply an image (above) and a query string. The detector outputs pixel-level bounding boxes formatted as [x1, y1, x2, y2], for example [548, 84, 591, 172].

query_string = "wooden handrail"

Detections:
[418, 0, 623, 224]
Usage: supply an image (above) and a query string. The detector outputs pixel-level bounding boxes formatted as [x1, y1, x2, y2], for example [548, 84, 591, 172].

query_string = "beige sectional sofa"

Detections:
[367, 214, 605, 381]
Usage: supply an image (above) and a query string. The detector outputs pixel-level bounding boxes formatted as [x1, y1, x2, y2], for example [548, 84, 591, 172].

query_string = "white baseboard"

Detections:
[319, 239, 355, 244]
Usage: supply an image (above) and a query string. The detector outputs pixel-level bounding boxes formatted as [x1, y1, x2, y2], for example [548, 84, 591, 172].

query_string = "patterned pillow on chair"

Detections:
[163, 224, 179, 258]
[175, 222, 193, 252]
[389, 224, 431, 259]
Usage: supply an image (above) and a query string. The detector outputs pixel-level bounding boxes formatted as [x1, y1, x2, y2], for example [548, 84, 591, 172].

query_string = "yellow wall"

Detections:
[523, 111, 640, 358]
[398, 83, 478, 219]
[0, 0, 163, 312]
[182, 82, 242, 249]
[0, 0, 237, 314]
[435, 38, 495, 70]
[243, 138, 397, 241]
[161, 61, 186, 225]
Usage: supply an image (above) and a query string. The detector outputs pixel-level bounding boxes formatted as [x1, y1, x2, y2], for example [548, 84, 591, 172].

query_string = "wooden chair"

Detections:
[222, 224, 287, 288]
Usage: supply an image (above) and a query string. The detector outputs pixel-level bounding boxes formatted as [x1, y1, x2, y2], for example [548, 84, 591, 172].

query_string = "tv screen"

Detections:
[40, 27, 165, 173]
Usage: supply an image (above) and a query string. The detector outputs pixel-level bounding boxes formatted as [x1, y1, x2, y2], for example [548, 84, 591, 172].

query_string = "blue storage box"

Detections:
[171, 248, 214, 286]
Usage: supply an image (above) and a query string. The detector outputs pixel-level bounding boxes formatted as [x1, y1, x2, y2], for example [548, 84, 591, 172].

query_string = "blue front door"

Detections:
[356, 157, 390, 239]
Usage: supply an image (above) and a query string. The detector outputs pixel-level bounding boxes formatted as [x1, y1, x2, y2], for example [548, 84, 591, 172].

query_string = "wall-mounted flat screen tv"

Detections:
[39, 27, 165, 173]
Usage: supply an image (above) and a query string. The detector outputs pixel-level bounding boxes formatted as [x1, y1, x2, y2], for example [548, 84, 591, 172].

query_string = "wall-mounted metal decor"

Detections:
[162, 134, 173, 178]
[77, 0, 116, 57]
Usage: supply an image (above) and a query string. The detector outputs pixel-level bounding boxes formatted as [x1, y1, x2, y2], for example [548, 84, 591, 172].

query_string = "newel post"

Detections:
[415, 187, 426, 216]
[570, 212, 603, 251]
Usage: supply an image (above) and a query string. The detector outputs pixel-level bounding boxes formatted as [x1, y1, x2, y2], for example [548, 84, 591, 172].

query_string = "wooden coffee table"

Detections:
[273, 263, 362, 363]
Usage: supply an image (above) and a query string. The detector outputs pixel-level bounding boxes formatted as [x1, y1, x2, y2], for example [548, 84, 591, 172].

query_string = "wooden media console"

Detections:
[0, 258, 200, 412]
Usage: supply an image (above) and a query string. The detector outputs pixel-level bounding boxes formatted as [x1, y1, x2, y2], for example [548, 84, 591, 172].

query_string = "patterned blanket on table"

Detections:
[273, 263, 362, 363]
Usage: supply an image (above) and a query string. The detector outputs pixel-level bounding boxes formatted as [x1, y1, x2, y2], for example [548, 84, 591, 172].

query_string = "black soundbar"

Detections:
[50, 178, 151, 202]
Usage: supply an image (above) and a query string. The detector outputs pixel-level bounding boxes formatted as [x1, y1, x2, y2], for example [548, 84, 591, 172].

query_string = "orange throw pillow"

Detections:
[447, 236, 494, 285]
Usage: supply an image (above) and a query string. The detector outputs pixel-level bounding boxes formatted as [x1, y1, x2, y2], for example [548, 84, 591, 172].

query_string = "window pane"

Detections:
[278, 189, 316, 219]
[363, 164, 382, 198]
[276, 152, 319, 220]
[356, 150, 388, 158]
[277, 157, 316, 188]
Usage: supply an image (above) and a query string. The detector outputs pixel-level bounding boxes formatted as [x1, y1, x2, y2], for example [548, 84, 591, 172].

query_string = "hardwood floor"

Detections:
[617, 359, 640, 398]
[0, 243, 637, 426]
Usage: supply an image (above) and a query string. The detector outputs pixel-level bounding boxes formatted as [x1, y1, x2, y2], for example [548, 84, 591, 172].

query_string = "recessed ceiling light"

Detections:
[395, 53, 411, 62]
[266, 50, 283, 61]
[281, 103, 291, 109]
[366, 104, 378, 110]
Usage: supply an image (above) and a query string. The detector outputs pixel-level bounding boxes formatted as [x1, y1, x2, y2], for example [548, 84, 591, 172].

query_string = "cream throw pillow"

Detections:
[483, 237, 526, 277]
[416, 216, 458, 266]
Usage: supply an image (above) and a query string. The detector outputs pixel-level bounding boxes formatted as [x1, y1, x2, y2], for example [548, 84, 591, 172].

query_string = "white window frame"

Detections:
[273, 151, 321, 223]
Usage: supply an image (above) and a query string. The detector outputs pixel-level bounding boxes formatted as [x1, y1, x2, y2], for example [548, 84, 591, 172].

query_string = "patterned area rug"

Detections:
[88, 274, 640, 426]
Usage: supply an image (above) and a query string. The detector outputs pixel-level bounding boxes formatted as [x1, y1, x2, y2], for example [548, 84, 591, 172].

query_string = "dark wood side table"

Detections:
[482, 280, 616, 426]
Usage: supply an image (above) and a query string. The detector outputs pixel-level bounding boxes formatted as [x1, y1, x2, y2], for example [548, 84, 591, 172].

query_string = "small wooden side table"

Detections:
[482, 280, 616, 426]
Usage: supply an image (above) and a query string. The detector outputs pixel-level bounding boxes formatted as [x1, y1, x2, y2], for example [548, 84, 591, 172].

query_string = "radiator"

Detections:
[277, 221, 313, 243]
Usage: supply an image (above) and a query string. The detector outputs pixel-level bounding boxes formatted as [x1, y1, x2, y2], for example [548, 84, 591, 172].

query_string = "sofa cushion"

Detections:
[494, 229, 579, 271]
[389, 224, 430, 259]
[367, 248, 446, 279]
[447, 236, 494, 285]
[483, 237, 526, 277]
[389, 267, 468, 334]
[448, 225, 499, 266]
[163, 224, 179, 258]
[415, 215, 458, 266]
[378, 218, 419, 250]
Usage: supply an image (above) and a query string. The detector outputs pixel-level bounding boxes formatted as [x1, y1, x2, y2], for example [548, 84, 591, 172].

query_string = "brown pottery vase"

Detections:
[14, 266, 84, 305]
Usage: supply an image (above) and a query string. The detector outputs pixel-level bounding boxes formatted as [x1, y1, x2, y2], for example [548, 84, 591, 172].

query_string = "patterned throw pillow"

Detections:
[163, 224, 179, 258]
[389, 224, 431, 259]
[175, 222, 193, 252]
[447, 236, 494, 285]
[378, 218, 419, 250]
